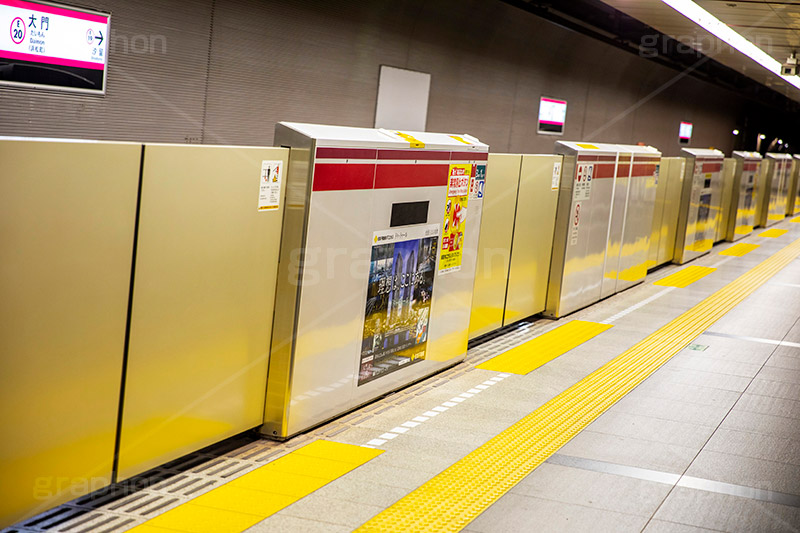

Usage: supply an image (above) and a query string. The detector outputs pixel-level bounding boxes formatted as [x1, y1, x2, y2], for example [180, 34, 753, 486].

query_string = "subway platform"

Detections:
[8, 217, 800, 533]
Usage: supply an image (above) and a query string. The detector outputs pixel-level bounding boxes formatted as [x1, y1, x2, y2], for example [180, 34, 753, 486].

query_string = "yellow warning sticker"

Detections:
[449, 135, 472, 145]
[395, 131, 425, 148]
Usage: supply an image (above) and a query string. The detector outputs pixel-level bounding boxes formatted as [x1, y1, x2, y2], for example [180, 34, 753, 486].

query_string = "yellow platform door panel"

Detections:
[503, 155, 560, 324]
[469, 154, 521, 339]
[717, 158, 736, 242]
[116, 145, 288, 481]
[0, 139, 141, 528]
[647, 158, 684, 268]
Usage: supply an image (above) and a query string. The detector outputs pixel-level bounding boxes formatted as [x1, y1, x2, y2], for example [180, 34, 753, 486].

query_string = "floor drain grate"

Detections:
[4, 319, 542, 533]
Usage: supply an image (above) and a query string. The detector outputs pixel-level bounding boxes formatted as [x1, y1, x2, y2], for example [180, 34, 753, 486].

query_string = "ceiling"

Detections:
[600, 0, 800, 101]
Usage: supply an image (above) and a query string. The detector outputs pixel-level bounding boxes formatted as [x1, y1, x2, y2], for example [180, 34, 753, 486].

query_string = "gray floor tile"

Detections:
[246, 514, 352, 533]
[584, 410, 716, 449]
[686, 449, 800, 495]
[639, 366, 752, 393]
[466, 492, 649, 533]
[344, 460, 437, 490]
[276, 493, 383, 528]
[509, 463, 671, 517]
[366, 443, 466, 475]
[735, 392, 800, 420]
[712, 288, 799, 340]
[768, 354, 800, 371]
[756, 366, 800, 385]
[389, 420, 497, 448]
[664, 354, 762, 378]
[311, 477, 409, 508]
[642, 519, 724, 533]
[747, 378, 800, 401]
[773, 344, 800, 359]
[628, 380, 741, 409]
[783, 321, 800, 344]
[680, 335, 775, 364]
[558, 429, 698, 474]
[704, 427, 800, 466]
[411, 404, 520, 435]
[721, 408, 800, 440]
[653, 486, 800, 532]
[612, 393, 733, 427]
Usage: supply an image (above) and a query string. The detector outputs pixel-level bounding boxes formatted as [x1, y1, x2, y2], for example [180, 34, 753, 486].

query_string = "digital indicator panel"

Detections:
[0, 0, 110, 93]
[538, 97, 567, 135]
[679, 121, 693, 144]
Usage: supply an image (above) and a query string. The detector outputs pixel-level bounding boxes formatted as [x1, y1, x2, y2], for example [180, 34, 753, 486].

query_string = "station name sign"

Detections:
[538, 96, 567, 135]
[0, 0, 110, 93]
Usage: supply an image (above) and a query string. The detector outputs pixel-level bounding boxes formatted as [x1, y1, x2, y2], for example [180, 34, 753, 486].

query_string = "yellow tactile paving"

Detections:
[192, 487, 295, 516]
[127, 440, 382, 533]
[476, 321, 613, 375]
[760, 228, 789, 238]
[792, 216, 800, 223]
[357, 237, 800, 533]
[719, 243, 760, 257]
[146, 505, 262, 533]
[653, 265, 716, 288]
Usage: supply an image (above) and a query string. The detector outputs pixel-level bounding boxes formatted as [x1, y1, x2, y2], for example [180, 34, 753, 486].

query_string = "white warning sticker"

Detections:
[570, 202, 581, 246]
[258, 160, 283, 211]
[551, 161, 562, 190]
[573, 164, 593, 201]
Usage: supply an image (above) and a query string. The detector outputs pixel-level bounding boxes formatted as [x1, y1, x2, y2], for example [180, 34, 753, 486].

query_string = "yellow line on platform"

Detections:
[653, 265, 716, 288]
[476, 321, 612, 375]
[129, 441, 382, 533]
[357, 236, 800, 533]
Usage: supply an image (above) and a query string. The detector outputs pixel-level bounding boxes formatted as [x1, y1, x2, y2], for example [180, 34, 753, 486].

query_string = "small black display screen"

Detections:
[704, 178, 712, 189]
[390, 201, 429, 227]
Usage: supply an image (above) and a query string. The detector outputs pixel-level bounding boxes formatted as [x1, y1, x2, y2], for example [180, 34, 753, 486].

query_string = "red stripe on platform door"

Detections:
[375, 164, 449, 189]
[312, 164, 375, 191]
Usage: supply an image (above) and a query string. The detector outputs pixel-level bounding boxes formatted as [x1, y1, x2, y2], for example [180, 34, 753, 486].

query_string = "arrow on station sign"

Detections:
[95, 30, 104, 45]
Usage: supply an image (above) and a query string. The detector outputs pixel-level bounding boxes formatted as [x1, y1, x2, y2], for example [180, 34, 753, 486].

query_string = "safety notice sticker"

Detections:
[258, 160, 282, 211]
[470, 163, 486, 200]
[552, 161, 562, 190]
[570, 202, 581, 246]
[573, 163, 593, 201]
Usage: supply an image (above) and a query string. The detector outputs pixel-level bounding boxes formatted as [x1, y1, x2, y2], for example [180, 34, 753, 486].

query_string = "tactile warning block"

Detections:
[476, 321, 613, 375]
[719, 243, 760, 257]
[128, 440, 382, 533]
[760, 228, 789, 238]
[357, 236, 800, 533]
[654, 265, 716, 288]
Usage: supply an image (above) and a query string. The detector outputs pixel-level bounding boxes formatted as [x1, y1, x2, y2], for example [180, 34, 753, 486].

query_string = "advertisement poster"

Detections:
[439, 164, 472, 274]
[359, 224, 440, 386]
